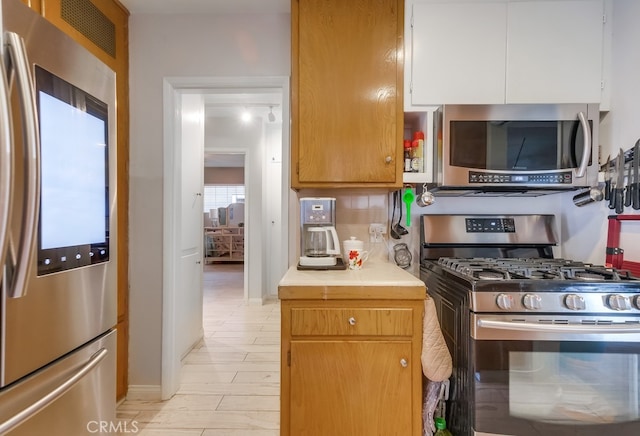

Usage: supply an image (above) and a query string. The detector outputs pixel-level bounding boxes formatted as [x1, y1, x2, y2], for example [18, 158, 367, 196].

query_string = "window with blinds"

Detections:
[203, 185, 245, 213]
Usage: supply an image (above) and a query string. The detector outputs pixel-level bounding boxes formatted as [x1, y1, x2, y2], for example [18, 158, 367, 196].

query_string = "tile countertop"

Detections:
[278, 260, 426, 300]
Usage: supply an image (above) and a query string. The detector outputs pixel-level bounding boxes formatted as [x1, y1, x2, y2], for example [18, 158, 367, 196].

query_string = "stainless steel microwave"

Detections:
[436, 104, 599, 194]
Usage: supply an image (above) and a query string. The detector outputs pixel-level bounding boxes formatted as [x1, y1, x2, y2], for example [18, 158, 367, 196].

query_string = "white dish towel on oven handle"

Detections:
[421, 296, 452, 381]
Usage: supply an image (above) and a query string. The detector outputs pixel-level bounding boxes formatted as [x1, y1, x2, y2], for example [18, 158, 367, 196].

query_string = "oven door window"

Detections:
[473, 340, 640, 435]
[450, 120, 591, 171]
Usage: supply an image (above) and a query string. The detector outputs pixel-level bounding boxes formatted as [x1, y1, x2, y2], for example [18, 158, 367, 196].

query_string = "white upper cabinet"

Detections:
[406, 0, 605, 107]
[409, 2, 507, 105]
[506, 1, 604, 103]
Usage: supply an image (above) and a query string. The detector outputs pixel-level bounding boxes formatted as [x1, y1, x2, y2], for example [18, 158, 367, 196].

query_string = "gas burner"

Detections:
[435, 256, 640, 282]
[573, 271, 605, 281]
[476, 270, 507, 280]
[511, 268, 564, 280]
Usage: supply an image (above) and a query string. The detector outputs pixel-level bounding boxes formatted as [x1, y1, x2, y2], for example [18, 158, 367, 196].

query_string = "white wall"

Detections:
[128, 12, 289, 390]
[561, 0, 640, 265]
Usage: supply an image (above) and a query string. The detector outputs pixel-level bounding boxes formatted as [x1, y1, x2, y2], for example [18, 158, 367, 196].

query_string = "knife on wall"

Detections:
[603, 155, 611, 201]
[633, 140, 640, 210]
[625, 151, 633, 207]
[608, 153, 617, 210]
[614, 149, 625, 214]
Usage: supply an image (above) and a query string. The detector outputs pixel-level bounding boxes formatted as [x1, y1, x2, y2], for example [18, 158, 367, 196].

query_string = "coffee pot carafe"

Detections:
[305, 226, 340, 258]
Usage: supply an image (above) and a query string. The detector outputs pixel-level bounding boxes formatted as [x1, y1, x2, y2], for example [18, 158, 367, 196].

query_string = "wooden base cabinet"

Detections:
[280, 298, 424, 436]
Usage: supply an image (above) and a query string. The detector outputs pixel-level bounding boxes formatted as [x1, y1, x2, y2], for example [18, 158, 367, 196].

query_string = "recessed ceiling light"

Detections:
[240, 109, 252, 123]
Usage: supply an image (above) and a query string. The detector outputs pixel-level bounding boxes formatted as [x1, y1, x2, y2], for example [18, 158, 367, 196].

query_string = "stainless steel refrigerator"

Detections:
[0, 0, 117, 434]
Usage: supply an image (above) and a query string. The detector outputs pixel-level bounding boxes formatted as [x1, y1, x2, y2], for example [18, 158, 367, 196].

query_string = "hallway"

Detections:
[117, 263, 280, 435]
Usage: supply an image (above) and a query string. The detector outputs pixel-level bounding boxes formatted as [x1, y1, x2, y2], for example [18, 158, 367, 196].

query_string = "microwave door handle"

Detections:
[0, 55, 14, 271]
[574, 111, 591, 178]
[4, 32, 40, 299]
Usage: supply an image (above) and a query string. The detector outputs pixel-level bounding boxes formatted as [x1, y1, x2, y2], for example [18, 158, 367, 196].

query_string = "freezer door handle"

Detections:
[4, 32, 40, 298]
[0, 348, 108, 435]
[0, 51, 13, 272]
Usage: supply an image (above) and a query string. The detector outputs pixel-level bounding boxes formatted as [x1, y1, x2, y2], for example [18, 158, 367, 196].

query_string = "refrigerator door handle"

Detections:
[4, 31, 40, 298]
[0, 53, 14, 271]
[0, 348, 108, 435]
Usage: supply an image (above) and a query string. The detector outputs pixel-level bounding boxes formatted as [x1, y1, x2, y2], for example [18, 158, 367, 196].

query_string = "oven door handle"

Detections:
[477, 319, 640, 334]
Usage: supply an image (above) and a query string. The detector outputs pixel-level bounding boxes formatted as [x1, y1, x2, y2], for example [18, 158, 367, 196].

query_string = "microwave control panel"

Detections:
[468, 171, 572, 184]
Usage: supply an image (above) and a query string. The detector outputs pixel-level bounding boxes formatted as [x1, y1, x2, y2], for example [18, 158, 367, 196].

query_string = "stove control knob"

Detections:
[496, 293, 514, 310]
[607, 294, 631, 311]
[522, 294, 542, 310]
[564, 294, 586, 311]
[633, 295, 640, 310]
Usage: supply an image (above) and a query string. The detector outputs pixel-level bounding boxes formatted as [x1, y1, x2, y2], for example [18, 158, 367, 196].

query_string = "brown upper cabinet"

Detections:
[20, 0, 41, 12]
[291, 0, 404, 188]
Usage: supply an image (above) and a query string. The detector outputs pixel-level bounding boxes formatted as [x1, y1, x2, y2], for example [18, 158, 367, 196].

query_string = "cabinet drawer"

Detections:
[291, 308, 413, 336]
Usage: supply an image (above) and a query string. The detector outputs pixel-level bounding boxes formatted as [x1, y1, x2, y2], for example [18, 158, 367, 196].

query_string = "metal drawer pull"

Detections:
[348, 317, 356, 326]
[400, 358, 408, 368]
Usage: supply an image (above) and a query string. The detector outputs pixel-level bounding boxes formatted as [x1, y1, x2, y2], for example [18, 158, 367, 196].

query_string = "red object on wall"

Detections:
[606, 214, 640, 277]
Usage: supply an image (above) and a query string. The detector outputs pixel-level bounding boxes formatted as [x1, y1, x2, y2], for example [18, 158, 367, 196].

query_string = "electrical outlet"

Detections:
[369, 223, 386, 234]
[369, 223, 386, 242]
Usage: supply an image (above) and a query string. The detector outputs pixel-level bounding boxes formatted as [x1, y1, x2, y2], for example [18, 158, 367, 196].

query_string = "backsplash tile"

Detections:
[296, 189, 390, 261]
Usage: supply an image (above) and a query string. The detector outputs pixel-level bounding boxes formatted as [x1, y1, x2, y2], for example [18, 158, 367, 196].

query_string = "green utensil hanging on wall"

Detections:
[402, 188, 415, 227]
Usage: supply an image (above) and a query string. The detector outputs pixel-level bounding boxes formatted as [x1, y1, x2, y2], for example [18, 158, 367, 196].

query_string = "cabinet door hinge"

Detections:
[287, 350, 291, 367]
[410, 8, 414, 29]
[602, 13, 607, 24]
[601, 80, 605, 90]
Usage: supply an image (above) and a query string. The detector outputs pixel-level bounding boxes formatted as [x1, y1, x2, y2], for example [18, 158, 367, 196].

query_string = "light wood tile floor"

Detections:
[117, 263, 280, 435]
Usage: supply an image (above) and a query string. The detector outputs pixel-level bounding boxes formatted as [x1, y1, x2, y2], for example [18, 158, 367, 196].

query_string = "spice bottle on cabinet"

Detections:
[410, 142, 419, 172]
[404, 140, 412, 172]
[434, 417, 453, 436]
[412, 131, 424, 173]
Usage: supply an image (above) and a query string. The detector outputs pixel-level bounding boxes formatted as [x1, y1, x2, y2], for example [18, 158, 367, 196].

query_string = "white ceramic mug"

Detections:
[343, 237, 369, 270]
[346, 248, 369, 270]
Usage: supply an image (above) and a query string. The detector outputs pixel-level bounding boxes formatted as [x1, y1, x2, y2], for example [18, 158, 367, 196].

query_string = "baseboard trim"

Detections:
[248, 297, 264, 305]
[248, 294, 279, 305]
[126, 385, 162, 401]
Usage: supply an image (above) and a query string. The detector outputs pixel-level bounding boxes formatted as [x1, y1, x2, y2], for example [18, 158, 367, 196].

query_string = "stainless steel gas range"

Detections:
[419, 214, 640, 436]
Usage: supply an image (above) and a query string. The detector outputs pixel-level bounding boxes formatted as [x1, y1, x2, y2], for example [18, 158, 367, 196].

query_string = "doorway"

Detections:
[162, 76, 289, 399]
[203, 153, 247, 295]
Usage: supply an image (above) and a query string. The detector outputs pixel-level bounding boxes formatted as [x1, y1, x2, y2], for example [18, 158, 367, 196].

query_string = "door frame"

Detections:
[161, 76, 290, 399]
